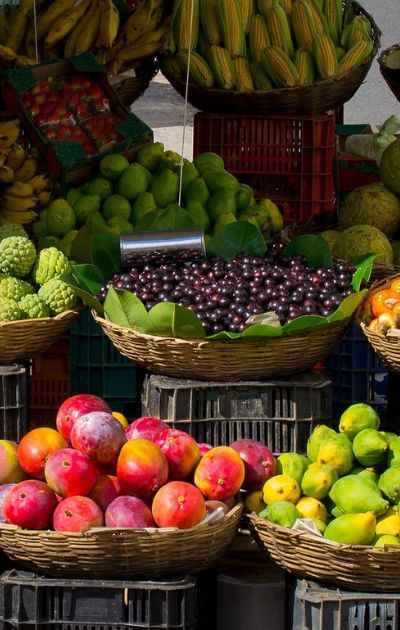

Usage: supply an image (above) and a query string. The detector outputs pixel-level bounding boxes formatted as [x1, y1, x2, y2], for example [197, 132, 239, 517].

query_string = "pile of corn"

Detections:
[163, 0, 375, 91]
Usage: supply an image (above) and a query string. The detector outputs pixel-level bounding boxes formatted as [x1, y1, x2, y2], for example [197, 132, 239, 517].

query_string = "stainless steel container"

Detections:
[120, 228, 206, 268]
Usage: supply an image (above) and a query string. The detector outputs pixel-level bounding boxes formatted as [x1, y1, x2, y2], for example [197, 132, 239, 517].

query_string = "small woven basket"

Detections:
[0, 310, 79, 364]
[0, 505, 242, 579]
[248, 513, 400, 592]
[92, 311, 350, 381]
[160, 2, 380, 116]
[108, 57, 159, 108]
[378, 43, 400, 103]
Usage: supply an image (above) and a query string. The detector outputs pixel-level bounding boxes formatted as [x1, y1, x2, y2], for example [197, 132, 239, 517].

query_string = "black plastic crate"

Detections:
[0, 364, 28, 441]
[291, 578, 400, 630]
[142, 373, 332, 454]
[0, 569, 197, 630]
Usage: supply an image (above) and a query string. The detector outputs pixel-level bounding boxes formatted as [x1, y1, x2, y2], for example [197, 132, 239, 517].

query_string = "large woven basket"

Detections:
[109, 57, 159, 108]
[0, 310, 78, 364]
[248, 513, 400, 592]
[0, 505, 242, 579]
[378, 43, 400, 103]
[160, 3, 380, 115]
[92, 311, 350, 381]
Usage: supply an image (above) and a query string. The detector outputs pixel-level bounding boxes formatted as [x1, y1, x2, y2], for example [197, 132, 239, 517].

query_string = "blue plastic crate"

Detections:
[325, 322, 389, 423]
[70, 310, 138, 418]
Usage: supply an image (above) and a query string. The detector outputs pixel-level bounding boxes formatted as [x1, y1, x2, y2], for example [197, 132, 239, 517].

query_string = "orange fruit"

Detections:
[391, 277, 400, 293]
[112, 411, 129, 428]
[371, 289, 399, 318]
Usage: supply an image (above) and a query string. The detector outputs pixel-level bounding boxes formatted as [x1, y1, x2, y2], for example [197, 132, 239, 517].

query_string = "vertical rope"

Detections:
[178, 0, 195, 207]
[32, 0, 39, 63]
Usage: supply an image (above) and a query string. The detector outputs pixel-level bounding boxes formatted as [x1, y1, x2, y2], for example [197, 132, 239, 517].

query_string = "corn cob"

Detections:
[218, 0, 246, 58]
[337, 39, 373, 74]
[335, 46, 345, 61]
[173, 0, 200, 52]
[345, 17, 373, 50]
[261, 45, 300, 86]
[323, 0, 342, 46]
[162, 55, 184, 78]
[250, 59, 273, 88]
[197, 30, 211, 58]
[291, 0, 317, 51]
[237, 0, 256, 34]
[257, 0, 275, 16]
[294, 47, 315, 84]
[199, 0, 221, 46]
[233, 56, 255, 90]
[304, 0, 329, 34]
[206, 44, 236, 89]
[248, 14, 270, 62]
[177, 50, 214, 86]
[279, 0, 292, 16]
[312, 31, 338, 78]
[265, 4, 295, 58]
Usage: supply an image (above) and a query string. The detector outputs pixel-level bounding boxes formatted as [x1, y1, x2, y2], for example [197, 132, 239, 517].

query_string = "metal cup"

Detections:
[120, 228, 206, 268]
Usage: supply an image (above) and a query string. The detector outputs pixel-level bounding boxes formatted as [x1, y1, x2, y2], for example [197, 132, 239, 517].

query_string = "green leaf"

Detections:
[147, 302, 206, 339]
[104, 286, 131, 328]
[70, 221, 117, 264]
[241, 324, 283, 338]
[282, 315, 330, 335]
[91, 233, 121, 280]
[135, 207, 196, 232]
[62, 271, 104, 315]
[327, 290, 367, 322]
[207, 222, 266, 261]
[115, 289, 154, 332]
[135, 210, 161, 231]
[284, 235, 333, 268]
[351, 254, 377, 291]
[206, 330, 243, 340]
[70, 263, 105, 295]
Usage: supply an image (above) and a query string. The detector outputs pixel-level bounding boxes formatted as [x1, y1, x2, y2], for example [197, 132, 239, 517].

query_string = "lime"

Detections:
[99, 154, 129, 181]
[86, 211, 106, 226]
[46, 199, 75, 237]
[136, 142, 164, 172]
[131, 192, 156, 224]
[73, 195, 101, 224]
[102, 194, 131, 221]
[107, 217, 134, 233]
[83, 177, 113, 201]
[66, 187, 84, 207]
[58, 230, 78, 257]
[32, 218, 48, 240]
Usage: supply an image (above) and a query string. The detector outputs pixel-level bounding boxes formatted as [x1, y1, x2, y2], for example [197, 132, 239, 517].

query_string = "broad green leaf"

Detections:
[327, 290, 367, 322]
[70, 221, 116, 264]
[61, 272, 104, 315]
[91, 233, 121, 280]
[206, 330, 243, 340]
[241, 324, 283, 338]
[135, 210, 161, 231]
[114, 289, 154, 332]
[147, 302, 206, 339]
[284, 235, 333, 268]
[104, 286, 131, 328]
[152, 206, 196, 230]
[70, 264, 105, 295]
[207, 222, 266, 261]
[282, 315, 329, 335]
[351, 254, 377, 291]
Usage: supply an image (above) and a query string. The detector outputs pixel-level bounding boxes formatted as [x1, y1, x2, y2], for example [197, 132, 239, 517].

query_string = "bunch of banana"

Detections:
[163, 0, 375, 91]
[0, 120, 53, 225]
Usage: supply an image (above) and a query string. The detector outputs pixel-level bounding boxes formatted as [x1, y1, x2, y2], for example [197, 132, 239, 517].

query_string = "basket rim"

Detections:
[0, 308, 80, 329]
[378, 43, 400, 70]
[0, 504, 243, 540]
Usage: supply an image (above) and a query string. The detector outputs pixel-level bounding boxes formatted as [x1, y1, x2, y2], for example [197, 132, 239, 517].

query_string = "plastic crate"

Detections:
[336, 124, 380, 198]
[325, 322, 392, 425]
[141, 373, 332, 455]
[0, 568, 197, 630]
[291, 578, 400, 630]
[70, 309, 138, 418]
[28, 337, 70, 430]
[193, 112, 336, 224]
[0, 364, 28, 441]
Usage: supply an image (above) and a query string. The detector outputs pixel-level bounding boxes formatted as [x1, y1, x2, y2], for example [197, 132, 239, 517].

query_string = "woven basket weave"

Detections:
[0, 310, 78, 364]
[248, 513, 400, 592]
[160, 2, 380, 116]
[0, 505, 242, 579]
[378, 43, 400, 103]
[92, 311, 350, 381]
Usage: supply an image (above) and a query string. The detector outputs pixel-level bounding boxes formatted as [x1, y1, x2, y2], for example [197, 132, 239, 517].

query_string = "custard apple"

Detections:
[0, 276, 35, 302]
[0, 296, 22, 322]
[38, 278, 78, 315]
[0, 237, 36, 277]
[33, 247, 71, 286]
[0, 224, 28, 242]
[19, 294, 50, 319]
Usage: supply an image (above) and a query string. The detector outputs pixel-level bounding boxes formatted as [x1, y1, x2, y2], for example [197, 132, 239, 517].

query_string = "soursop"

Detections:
[38, 278, 78, 315]
[0, 296, 22, 322]
[0, 237, 36, 278]
[33, 247, 71, 286]
[0, 224, 28, 242]
[0, 277, 35, 302]
[19, 294, 50, 319]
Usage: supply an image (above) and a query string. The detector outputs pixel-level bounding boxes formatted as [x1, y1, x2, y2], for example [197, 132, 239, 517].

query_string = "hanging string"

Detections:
[177, 0, 195, 207]
[32, 0, 39, 63]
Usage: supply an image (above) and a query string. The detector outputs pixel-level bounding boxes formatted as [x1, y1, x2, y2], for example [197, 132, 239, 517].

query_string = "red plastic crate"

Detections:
[193, 112, 336, 224]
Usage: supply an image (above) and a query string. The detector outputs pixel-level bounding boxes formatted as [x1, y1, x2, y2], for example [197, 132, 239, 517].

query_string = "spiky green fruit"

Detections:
[19, 294, 50, 319]
[0, 224, 28, 242]
[0, 277, 35, 302]
[38, 279, 78, 315]
[0, 296, 22, 322]
[0, 237, 36, 278]
[32, 247, 71, 286]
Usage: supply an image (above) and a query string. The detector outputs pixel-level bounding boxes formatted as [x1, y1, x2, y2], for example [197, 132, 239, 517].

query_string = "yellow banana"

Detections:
[64, 19, 83, 57]
[0, 149, 9, 167]
[38, 190, 52, 207]
[3, 181, 35, 197]
[29, 174, 51, 193]
[123, 0, 163, 45]
[45, 0, 92, 46]
[0, 166, 14, 184]
[116, 20, 171, 62]
[36, 0, 77, 40]
[0, 124, 20, 150]
[2, 194, 38, 211]
[0, 44, 36, 66]
[14, 157, 39, 182]
[5, 0, 33, 53]
[0, 208, 38, 224]
[98, 0, 120, 48]
[0, 11, 9, 46]
[0, 119, 20, 134]
[5, 145, 25, 171]
[24, 23, 37, 59]
[73, 0, 101, 56]
[107, 57, 124, 76]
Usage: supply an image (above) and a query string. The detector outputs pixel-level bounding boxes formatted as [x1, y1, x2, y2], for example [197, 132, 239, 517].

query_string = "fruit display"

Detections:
[360, 275, 400, 334]
[0, 0, 170, 76]
[163, 0, 375, 91]
[251, 402, 400, 548]
[31, 143, 284, 252]
[0, 392, 277, 533]
[0, 231, 77, 321]
[0, 118, 53, 225]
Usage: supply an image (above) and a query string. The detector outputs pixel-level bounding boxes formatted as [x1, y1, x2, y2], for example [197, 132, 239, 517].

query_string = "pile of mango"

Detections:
[249, 403, 400, 547]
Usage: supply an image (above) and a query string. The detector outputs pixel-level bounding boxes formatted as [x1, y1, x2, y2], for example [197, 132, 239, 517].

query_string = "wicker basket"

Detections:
[0, 505, 242, 579]
[92, 310, 351, 381]
[378, 43, 400, 103]
[160, 2, 380, 115]
[0, 310, 79, 364]
[248, 512, 400, 592]
[108, 57, 159, 108]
